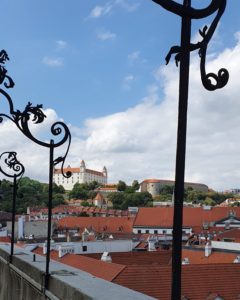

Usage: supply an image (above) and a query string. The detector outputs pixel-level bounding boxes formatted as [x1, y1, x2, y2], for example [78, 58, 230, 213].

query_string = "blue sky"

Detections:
[1, 0, 240, 190]
[1, 0, 239, 125]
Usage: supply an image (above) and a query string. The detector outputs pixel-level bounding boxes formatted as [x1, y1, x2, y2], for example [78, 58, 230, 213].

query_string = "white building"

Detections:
[54, 160, 107, 190]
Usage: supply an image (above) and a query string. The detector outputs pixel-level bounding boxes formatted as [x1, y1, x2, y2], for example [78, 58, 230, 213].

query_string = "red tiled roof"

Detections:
[214, 228, 240, 242]
[58, 216, 134, 233]
[54, 167, 104, 176]
[113, 264, 240, 300]
[191, 226, 224, 235]
[94, 193, 104, 201]
[134, 207, 240, 228]
[181, 249, 238, 264]
[33, 248, 125, 281]
[85, 168, 104, 176]
[0, 236, 11, 243]
[54, 167, 80, 174]
[86, 251, 172, 266]
[87, 248, 238, 266]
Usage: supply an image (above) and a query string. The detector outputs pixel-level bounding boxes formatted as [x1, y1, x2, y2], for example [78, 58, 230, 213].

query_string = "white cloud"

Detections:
[89, 2, 113, 19]
[88, 0, 139, 19]
[42, 57, 63, 67]
[2, 36, 240, 191]
[96, 30, 116, 41]
[56, 40, 67, 49]
[123, 74, 135, 90]
[128, 51, 140, 63]
[115, 0, 140, 12]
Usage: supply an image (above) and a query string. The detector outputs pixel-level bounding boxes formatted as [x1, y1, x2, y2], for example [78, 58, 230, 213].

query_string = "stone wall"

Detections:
[0, 245, 155, 300]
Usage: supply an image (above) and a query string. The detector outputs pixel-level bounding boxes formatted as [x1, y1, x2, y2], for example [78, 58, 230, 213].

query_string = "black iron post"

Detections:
[151, 1, 228, 299]
[171, 1, 191, 298]
[0, 152, 25, 263]
[10, 174, 17, 262]
[0, 50, 72, 290]
[45, 140, 54, 289]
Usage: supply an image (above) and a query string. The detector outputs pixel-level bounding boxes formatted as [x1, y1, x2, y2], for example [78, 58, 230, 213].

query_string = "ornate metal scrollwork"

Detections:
[0, 50, 71, 178]
[0, 151, 24, 179]
[152, 0, 229, 91]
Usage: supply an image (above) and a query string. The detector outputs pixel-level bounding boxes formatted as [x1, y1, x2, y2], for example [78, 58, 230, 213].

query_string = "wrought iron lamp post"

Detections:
[0, 151, 24, 262]
[151, 1, 228, 299]
[0, 50, 72, 288]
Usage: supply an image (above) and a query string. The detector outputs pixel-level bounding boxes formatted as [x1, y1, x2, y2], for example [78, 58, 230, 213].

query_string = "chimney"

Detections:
[148, 236, 156, 251]
[182, 257, 190, 265]
[43, 242, 47, 255]
[101, 252, 112, 263]
[82, 230, 89, 242]
[58, 246, 66, 258]
[233, 256, 240, 263]
[66, 232, 71, 243]
[205, 242, 212, 257]
[18, 216, 25, 239]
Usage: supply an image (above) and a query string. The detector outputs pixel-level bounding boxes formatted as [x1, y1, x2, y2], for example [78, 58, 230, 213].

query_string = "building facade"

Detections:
[54, 160, 107, 190]
[140, 179, 208, 197]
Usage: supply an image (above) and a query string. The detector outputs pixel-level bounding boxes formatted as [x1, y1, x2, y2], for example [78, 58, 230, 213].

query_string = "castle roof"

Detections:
[54, 167, 105, 176]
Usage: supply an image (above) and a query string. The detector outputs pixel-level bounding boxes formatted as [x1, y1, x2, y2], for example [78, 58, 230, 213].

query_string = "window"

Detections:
[137, 230, 141, 234]
[162, 230, 167, 234]
[82, 246, 87, 252]
[145, 230, 149, 234]
[154, 230, 158, 234]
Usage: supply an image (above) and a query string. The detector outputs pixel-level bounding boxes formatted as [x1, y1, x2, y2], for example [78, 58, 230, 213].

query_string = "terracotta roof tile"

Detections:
[134, 207, 240, 228]
[0, 236, 11, 243]
[58, 216, 134, 234]
[113, 264, 240, 300]
[33, 248, 125, 281]
[54, 167, 80, 174]
[214, 228, 240, 242]
[86, 251, 172, 266]
[181, 249, 238, 264]
[54, 167, 104, 176]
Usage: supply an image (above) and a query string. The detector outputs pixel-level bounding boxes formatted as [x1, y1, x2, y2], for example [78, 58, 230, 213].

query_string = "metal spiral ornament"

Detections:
[0, 151, 25, 179]
[153, 0, 229, 91]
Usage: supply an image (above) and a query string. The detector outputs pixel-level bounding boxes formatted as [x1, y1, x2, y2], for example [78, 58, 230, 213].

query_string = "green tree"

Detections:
[68, 183, 88, 200]
[203, 197, 216, 206]
[132, 180, 140, 191]
[53, 183, 65, 194]
[117, 180, 127, 192]
[108, 192, 125, 209]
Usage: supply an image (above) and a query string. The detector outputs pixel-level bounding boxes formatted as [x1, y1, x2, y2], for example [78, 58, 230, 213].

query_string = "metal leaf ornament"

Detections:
[152, 0, 229, 91]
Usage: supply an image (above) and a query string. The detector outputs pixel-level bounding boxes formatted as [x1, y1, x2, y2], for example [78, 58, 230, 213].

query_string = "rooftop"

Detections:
[134, 207, 240, 228]
[58, 216, 134, 234]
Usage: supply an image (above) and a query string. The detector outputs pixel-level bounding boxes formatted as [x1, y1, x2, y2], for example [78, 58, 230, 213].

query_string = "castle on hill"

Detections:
[54, 160, 107, 190]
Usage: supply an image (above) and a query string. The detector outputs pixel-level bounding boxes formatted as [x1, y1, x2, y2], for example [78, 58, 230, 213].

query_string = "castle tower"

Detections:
[102, 166, 107, 177]
[80, 160, 86, 172]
